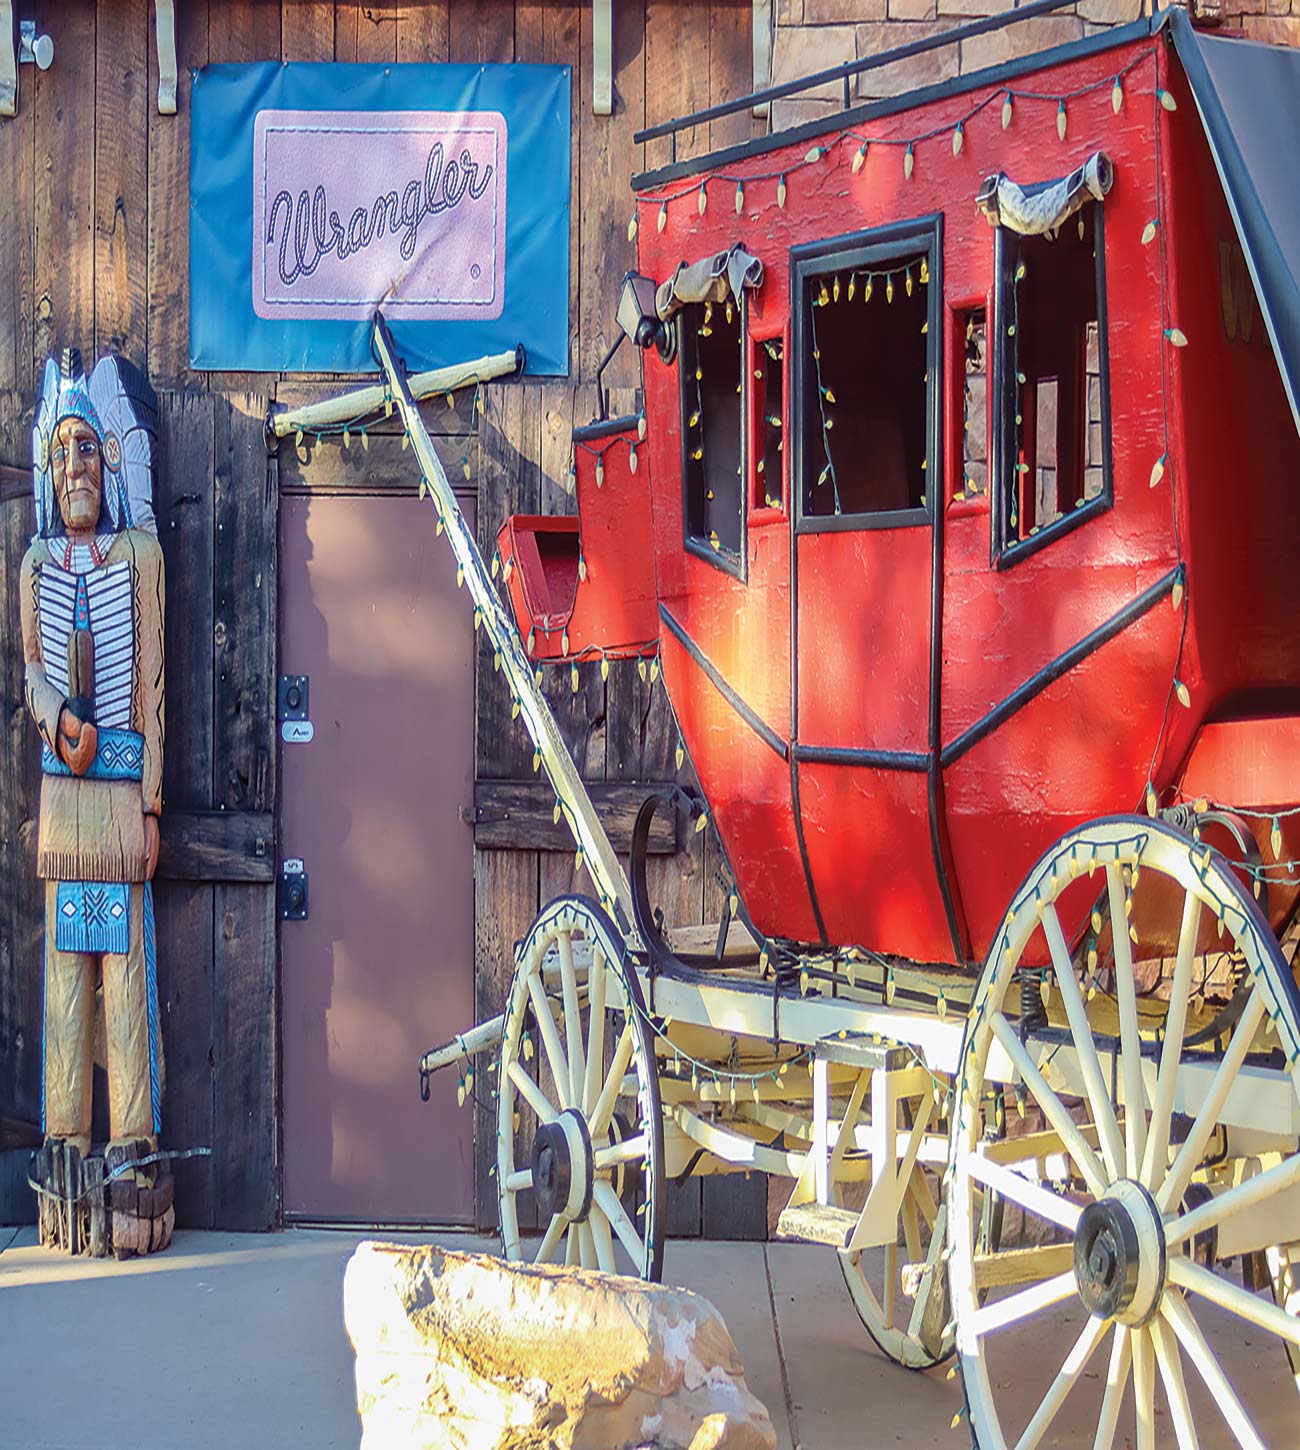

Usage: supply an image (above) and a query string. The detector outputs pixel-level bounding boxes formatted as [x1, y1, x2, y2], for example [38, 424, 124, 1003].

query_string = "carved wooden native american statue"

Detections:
[20, 349, 172, 1256]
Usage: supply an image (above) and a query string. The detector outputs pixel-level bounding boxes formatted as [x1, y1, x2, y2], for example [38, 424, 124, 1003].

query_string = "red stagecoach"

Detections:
[342, 5, 1300, 1441]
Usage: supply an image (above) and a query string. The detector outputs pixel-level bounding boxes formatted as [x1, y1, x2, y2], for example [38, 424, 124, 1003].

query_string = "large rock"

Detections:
[344, 1242, 778, 1450]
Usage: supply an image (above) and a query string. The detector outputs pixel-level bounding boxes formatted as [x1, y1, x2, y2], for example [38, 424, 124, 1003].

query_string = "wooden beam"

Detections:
[472, 779, 678, 853]
[157, 810, 275, 883]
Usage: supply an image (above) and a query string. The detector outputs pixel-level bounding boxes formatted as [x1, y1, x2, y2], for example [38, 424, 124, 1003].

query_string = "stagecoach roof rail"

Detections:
[636, 0, 1109, 149]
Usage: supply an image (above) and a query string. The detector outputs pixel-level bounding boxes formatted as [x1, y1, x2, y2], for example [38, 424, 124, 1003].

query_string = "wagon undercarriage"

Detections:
[359, 317, 1300, 1445]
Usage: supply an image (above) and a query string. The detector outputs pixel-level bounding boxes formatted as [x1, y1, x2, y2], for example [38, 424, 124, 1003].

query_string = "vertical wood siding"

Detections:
[0, 0, 761, 1233]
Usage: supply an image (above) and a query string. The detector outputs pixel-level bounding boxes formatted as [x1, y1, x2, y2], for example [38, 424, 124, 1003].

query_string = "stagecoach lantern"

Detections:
[615, 269, 664, 351]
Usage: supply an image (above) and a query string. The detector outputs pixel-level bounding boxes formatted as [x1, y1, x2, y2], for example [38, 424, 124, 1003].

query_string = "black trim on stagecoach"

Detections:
[940, 565, 1184, 767]
[658, 604, 788, 760]
[793, 744, 928, 771]
[990, 203, 1115, 569]
[790, 218, 942, 535]
[571, 413, 643, 444]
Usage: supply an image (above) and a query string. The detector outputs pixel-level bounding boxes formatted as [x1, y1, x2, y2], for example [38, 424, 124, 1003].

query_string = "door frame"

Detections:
[786, 215, 967, 958]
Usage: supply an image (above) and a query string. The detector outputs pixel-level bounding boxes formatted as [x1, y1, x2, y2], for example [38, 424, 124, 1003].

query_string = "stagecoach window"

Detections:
[679, 299, 744, 570]
[960, 310, 988, 497]
[752, 336, 784, 510]
[995, 202, 1111, 558]
[800, 250, 931, 519]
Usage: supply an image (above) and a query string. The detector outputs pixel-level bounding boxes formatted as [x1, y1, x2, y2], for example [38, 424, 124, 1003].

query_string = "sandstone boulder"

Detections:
[343, 1241, 778, 1450]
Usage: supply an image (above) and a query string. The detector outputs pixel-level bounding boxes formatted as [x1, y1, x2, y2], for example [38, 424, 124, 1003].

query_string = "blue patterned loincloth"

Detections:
[54, 881, 132, 955]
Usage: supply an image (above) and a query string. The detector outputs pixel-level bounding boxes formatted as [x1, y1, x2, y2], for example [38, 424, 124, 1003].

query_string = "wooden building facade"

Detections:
[2, 0, 1246, 1232]
[0, 0, 767, 1233]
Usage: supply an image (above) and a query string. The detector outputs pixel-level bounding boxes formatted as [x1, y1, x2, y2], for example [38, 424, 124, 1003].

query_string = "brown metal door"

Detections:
[279, 491, 475, 1223]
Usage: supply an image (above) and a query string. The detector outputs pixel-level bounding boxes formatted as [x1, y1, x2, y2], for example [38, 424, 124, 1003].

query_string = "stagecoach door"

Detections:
[278, 488, 476, 1223]
[790, 221, 959, 961]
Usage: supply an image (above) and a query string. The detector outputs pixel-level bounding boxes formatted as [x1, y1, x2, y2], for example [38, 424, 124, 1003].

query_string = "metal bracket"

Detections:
[3, 16, 54, 118]
[592, 0, 612, 117]
[278, 674, 309, 722]
[155, 0, 177, 115]
[752, 0, 772, 121]
[279, 862, 309, 921]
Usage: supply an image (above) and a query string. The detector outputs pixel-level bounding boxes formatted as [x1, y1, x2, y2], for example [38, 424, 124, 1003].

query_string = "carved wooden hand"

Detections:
[56, 709, 98, 777]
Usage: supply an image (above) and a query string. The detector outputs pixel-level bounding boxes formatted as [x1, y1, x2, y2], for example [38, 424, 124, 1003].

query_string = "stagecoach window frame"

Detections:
[677, 291, 750, 583]
[791, 215, 943, 536]
[990, 200, 1114, 569]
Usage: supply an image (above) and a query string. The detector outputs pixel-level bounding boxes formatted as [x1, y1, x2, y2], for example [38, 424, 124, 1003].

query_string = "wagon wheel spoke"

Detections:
[988, 1012, 1107, 1199]
[1011, 1312, 1108, 1450]
[1106, 864, 1148, 1178]
[527, 973, 572, 1111]
[1162, 1291, 1267, 1450]
[1166, 1149, 1300, 1251]
[591, 1025, 636, 1138]
[557, 928, 586, 1109]
[1133, 1325, 1157, 1450]
[1168, 1256, 1300, 1349]
[968, 1268, 1079, 1338]
[583, 947, 608, 1116]
[1150, 1312, 1199, 1450]
[593, 1179, 646, 1265]
[534, 1212, 565, 1265]
[1140, 891, 1203, 1190]
[1158, 987, 1267, 1213]
[507, 1061, 558, 1125]
[589, 1204, 617, 1273]
[963, 1146, 1082, 1235]
[1092, 1325, 1132, 1450]
[594, 1133, 649, 1170]
[1042, 902, 1124, 1184]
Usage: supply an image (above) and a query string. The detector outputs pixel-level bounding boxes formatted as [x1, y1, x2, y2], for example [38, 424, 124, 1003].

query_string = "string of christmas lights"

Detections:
[630, 50, 1155, 238]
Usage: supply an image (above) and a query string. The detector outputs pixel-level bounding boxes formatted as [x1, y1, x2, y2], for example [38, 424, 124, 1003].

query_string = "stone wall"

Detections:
[770, 0, 1300, 129]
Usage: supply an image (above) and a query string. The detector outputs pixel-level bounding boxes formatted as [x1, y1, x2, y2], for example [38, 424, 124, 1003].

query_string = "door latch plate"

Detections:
[279, 862, 309, 921]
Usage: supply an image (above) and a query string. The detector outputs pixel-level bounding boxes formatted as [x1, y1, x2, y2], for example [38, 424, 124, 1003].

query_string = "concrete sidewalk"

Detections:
[1, 1225, 1292, 1448]
[0, 1226, 966, 1449]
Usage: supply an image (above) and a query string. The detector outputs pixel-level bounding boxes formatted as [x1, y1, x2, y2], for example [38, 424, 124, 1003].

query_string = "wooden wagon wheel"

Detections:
[949, 816, 1300, 1448]
[496, 896, 666, 1280]
[836, 1113, 1002, 1371]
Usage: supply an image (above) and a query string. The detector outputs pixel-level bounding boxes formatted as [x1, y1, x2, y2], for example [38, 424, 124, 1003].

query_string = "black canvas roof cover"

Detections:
[1171, 9, 1300, 437]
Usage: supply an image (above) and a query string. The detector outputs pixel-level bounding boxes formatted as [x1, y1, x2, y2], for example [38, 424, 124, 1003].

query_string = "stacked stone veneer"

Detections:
[770, 0, 1299, 130]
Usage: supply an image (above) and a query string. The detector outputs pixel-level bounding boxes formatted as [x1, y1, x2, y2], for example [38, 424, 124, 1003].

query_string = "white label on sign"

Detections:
[281, 719, 315, 744]
[283, 858, 305, 875]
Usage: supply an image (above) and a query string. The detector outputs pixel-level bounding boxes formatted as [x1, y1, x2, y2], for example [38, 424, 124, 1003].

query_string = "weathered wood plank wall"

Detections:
[0, 0, 765, 1236]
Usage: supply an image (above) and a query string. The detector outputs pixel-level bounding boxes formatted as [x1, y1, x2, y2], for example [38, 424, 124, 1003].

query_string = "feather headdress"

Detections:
[32, 348, 159, 539]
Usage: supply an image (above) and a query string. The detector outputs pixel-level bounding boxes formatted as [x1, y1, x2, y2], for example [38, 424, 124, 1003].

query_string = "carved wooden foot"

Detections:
[106, 1140, 174, 1259]
[32, 1139, 173, 1257]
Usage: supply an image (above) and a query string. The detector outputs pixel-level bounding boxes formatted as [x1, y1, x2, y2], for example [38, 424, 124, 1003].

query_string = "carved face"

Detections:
[51, 417, 103, 533]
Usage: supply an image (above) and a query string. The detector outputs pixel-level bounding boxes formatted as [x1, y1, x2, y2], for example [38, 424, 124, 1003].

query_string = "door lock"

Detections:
[279, 859, 309, 921]
[278, 674, 309, 721]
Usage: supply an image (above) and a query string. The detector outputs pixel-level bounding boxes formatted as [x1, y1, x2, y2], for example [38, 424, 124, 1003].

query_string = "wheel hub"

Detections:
[531, 1109, 594, 1224]
[1074, 1179, 1166, 1326]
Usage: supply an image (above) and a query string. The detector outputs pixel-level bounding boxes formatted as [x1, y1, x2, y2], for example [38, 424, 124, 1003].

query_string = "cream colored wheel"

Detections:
[497, 896, 665, 1279]
[949, 817, 1300, 1448]
[837, 1161, 956, 1369]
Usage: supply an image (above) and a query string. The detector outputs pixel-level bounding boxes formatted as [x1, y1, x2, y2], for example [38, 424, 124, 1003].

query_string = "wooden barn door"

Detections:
[278, 488, 476, 1224]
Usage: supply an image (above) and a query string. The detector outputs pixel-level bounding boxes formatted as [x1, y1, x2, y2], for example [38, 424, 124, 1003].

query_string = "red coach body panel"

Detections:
[499, 22, 1300, 963]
